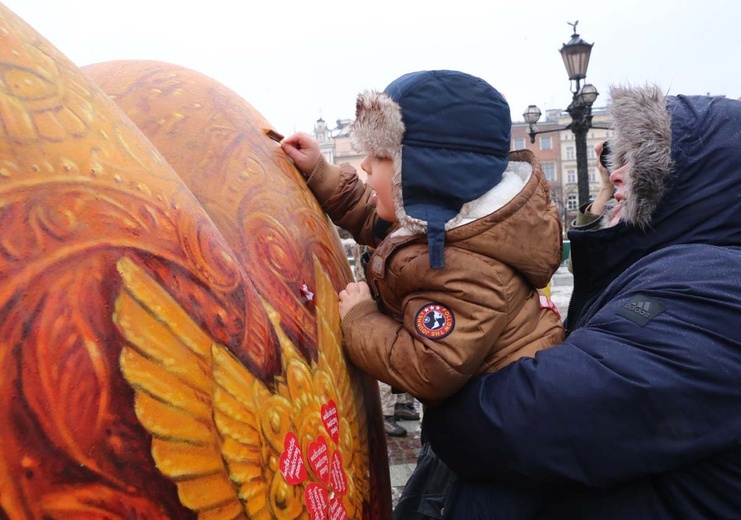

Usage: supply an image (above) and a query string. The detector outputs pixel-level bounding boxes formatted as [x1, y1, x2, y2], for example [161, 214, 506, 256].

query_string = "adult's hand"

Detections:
[591, 140, 614, 216]
[281, 131, 322, 177]
[595, 140, 611, 186]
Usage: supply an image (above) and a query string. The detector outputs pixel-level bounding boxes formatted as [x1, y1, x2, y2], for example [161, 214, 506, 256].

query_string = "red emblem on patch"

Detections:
[414, 303, 455, 340]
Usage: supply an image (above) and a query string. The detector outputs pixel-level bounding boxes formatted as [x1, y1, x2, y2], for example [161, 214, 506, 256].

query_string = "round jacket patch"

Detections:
[414, 303, 455, 340]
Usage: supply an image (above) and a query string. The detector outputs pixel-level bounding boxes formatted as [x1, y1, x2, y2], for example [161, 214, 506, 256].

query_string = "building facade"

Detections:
[510, 108, 563, 190]
[313, 118, 365, 180]
[314, 118, 334, 165]
[555, 108, 612, 229]
[512, 107, 613, 231]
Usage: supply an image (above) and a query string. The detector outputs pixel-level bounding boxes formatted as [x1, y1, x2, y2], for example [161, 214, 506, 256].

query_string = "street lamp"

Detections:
[559, 22, 593, 89]
[523, 105, 542, 126]
[524, 21, 608, 208]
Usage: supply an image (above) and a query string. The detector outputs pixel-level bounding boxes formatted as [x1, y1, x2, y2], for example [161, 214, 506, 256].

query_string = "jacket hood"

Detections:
[352, 70, 511, 269]
[367, 149, 562, 290]
[598, 84, 741, 247]
[567, 85, 741, 328]
[446, 152, 562, 289]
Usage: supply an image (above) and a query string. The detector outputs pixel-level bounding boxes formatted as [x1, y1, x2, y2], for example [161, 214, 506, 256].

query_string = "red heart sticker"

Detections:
[279, 432, 307, 485]
[307, 435, 330, 485]
[304, 482, 328, 520]
[330, 450, 348, 495]
[329, 494, 348, 520]
[321, 400, 340, 445]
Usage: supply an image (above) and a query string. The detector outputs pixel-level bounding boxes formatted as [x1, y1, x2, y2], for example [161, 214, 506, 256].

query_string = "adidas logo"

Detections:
[625, 301, 653, 318]
[617, 295, 666, 326]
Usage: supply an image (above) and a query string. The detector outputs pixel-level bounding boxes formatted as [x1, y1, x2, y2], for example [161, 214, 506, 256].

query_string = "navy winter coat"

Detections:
[423, 89, 741, 519]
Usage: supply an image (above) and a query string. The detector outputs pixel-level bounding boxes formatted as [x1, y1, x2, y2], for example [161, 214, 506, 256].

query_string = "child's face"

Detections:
[361, 155, 397, 223]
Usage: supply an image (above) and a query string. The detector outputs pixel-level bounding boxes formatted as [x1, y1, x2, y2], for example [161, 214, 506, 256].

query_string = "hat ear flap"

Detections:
[351, 90, 404, 160]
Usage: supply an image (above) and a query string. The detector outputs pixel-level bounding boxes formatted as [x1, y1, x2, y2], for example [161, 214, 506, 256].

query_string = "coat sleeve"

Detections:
[306, 156, 386, 247]
[423, 253, 741, 486]
[341, 253, 512, 403]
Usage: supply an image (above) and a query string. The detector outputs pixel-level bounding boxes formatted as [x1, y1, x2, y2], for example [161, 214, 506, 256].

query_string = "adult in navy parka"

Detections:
[424, 85, 741, 519]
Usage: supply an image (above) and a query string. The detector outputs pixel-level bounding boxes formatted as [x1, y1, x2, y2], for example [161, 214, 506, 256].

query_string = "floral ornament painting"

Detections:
[0, 4, 391, 518]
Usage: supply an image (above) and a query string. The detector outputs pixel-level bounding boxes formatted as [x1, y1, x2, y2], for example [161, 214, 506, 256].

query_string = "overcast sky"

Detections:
[4, 0, 739, 136]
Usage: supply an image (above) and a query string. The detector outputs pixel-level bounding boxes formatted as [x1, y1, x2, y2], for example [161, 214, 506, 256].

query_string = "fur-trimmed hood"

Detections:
[602, 84, 741, 241]
[606, 85, 674, 228]
[566, 85, 741, 329]
[351, 70, 511, 269]
[595, 84, 741, 238]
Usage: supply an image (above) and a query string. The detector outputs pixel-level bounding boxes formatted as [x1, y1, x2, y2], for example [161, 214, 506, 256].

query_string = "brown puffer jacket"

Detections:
[308, 149, 564, 402]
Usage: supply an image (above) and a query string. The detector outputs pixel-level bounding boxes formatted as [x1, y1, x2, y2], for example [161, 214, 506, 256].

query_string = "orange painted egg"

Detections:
[0, 5, 390, 519]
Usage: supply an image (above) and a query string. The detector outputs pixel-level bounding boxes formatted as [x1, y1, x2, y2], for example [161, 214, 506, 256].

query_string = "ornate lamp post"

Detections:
[525, 22, 606, 208]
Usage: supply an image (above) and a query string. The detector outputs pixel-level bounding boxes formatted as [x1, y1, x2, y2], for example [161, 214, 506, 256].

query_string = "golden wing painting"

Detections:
[0, 3, 391, 519]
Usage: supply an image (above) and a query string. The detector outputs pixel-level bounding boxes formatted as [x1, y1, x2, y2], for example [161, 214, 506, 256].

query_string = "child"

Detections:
[282, 70, 564, 519]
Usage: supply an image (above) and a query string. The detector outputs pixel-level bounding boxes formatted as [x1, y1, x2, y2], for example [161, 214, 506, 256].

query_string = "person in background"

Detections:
[281, 70, 564, 519]
[392, 391, 419, 421]
[423, 85, 741, 519]
[380, 382, 420, 437]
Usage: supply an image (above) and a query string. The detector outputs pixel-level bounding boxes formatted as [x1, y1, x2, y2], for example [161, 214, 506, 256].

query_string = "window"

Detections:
[513, 138, 526, 150]
[567, 195, 578, 210]
[540, 136, 552, 150]
[588, 147, 596, 159]
[542, 162, 556, 181]
[567, 169, 577, 184]
[566, 146, 575, 160]
[588, 168, 597, 183]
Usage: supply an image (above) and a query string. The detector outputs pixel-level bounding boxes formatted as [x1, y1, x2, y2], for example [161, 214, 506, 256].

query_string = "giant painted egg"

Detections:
[0, 3, 390, 519]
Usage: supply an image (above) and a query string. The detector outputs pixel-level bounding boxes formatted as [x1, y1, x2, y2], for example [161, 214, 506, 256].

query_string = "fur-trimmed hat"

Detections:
[351, 70, 511, 268]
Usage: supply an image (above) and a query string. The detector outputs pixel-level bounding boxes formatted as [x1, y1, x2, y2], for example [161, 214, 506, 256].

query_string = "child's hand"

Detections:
[281, 132, 322, 177]
[338, 281, 372, 319]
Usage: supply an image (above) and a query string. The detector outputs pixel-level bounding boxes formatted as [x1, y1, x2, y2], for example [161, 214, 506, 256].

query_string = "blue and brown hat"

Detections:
[351, 70, 511, 268]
